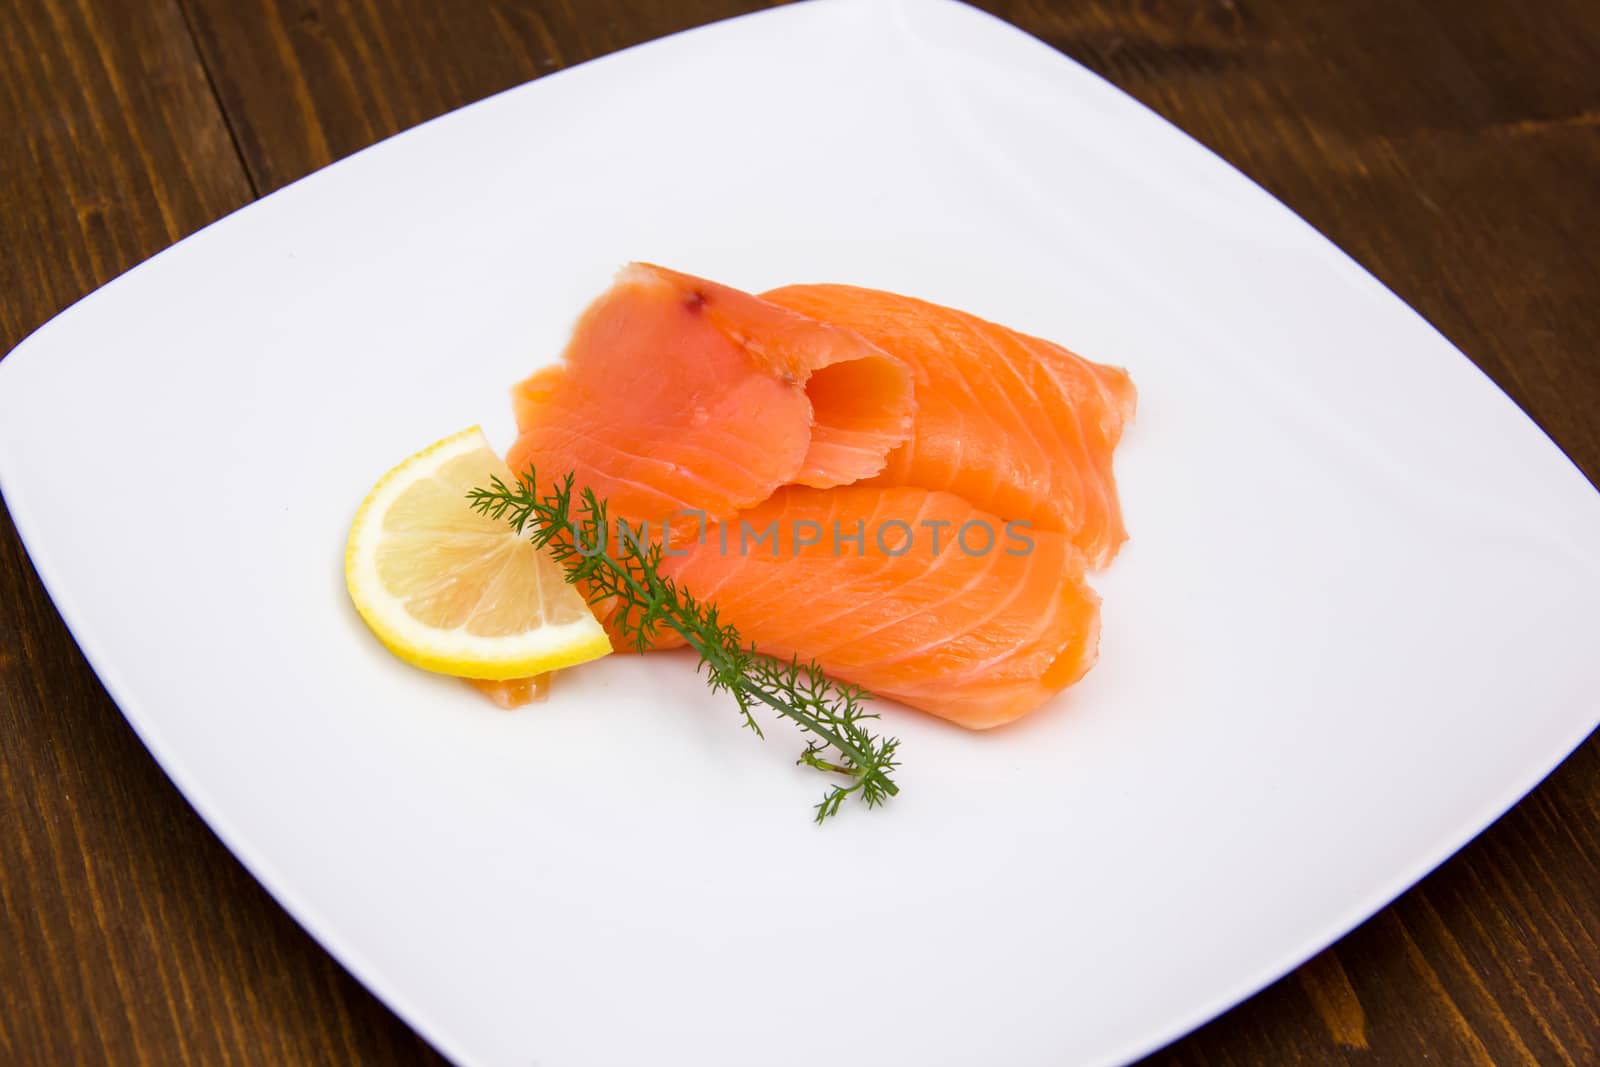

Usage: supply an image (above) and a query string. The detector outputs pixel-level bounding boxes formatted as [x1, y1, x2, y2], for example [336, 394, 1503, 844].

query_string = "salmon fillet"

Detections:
[662, 485, 1101, 729]
[497, 268, 1130, 724]
[505, 264, 916, 526]
[467, 674, 550, 708]
[762, 284, 1136, 567]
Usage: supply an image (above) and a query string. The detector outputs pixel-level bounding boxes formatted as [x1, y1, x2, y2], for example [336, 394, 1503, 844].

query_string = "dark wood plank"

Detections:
[178, 0, 790, 194]
[973, 2, 1600, 1062]
[980, 2, 1600, 1061]
[3, 0, 1597, 1064]
[988, 0, 1600, 485]
[1, 511, 448, 1067]
[0, 1, 442, 1064]
[0, 0, 252, 350]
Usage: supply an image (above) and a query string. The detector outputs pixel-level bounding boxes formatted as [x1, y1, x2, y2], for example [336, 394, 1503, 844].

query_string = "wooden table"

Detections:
[2, 1, 1596, 1062]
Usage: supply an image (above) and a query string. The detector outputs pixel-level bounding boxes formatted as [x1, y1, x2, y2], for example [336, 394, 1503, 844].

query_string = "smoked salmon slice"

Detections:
[505, 264, 916, 526]
[662, 486, 1101, 729]
[499, 267, 1132, 725]
[762, 284, 1136, 567]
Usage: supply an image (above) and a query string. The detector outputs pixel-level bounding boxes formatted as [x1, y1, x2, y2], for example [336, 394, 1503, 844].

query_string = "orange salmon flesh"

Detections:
[499, 264, 1135, 727]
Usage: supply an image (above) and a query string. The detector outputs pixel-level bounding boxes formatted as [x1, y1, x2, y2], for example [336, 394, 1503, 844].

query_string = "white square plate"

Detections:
[3, 1, 1597, 1064]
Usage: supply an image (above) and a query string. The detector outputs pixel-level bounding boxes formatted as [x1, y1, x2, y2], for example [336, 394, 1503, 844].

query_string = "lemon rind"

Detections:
[345, 427, 613, 680]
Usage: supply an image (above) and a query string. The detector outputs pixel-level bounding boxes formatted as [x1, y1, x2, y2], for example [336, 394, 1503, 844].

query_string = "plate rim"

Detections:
[2, 1, 1597, 1065]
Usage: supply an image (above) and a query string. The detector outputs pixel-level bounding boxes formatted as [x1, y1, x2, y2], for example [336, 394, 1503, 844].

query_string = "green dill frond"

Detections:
[467, 470, 901, 822]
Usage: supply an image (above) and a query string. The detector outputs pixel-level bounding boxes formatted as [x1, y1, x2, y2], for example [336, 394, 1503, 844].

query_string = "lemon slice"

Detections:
[345, 427, 611, 679]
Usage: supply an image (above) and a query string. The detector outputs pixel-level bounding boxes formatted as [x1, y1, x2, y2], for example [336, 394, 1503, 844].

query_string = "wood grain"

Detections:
[177, 0, 790, 194]
[0, 0, 250, 347]
[2, 0, 1597, 1063]
[0, 1, 441, 1063]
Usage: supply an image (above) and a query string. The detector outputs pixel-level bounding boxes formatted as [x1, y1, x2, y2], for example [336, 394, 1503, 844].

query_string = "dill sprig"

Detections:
[467, 471, 901, 822]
